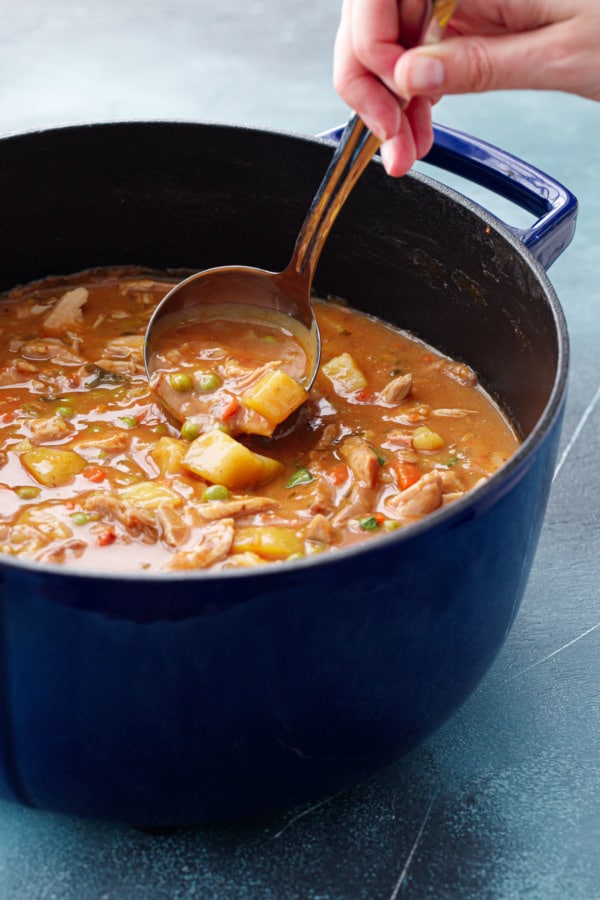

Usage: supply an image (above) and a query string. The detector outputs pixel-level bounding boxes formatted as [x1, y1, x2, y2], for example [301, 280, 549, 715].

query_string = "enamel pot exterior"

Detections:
[0, 123, 570, 825]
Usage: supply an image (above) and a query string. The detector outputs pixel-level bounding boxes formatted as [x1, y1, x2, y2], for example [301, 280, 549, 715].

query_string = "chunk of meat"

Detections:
[0, 362, 36, 386]
[379, 372, 413, 404]
[384, 472, 443, 520]
[36, 538, 86, 564]
[222, 551, 264, 569]
[305, 513, 335, 544]
[167, 518, 235, 570]
[83, 491, 126, 519]
[309, 475, 336, 515]
[28, 415, 74, 443]
[42, 287, 89, 334]
[3, 524, 48, 554]
[383, 429, 415, 450]
[21, 338, 85, 366]
[101, 335, 145, 363]
[92, 358, 139, 376]
[75, 431, 130, 453]
[432, 408, 476, 418]
[84, 490, 161, 541]
[332, 483, 376, 525]
[195, 495, 277, 521]
[443, 360, 477, 387]
[438, 468, 463, 493]
[339, 435, 380, 488]
[119, 505, 159, 542]
[156, 504, 190, 547]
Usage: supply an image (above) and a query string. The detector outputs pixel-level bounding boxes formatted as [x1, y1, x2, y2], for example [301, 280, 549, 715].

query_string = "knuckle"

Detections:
[464, 39, 496, 92]
[351, 33, 374, 68]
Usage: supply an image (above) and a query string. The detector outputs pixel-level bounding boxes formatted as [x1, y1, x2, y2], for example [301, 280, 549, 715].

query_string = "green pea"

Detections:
[119, 416, 138, 429]
[15, 485, 41, 500]
[153, 423, 169, 436]
[56, 405, 74, 418]
[202, 484, 230, 502]
[181, 420, 200, 441]
[169, 372, 194, 392]
[71, 512, 91, 526]
[197, 372, 221, 392]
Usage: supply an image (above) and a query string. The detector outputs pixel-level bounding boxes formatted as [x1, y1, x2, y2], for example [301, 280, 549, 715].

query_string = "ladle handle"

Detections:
[289, 116, 380, 286]
[289, 0, 458, 286]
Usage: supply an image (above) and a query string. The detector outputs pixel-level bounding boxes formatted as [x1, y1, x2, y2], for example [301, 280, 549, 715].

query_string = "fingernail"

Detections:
[407, 55, 445, 92]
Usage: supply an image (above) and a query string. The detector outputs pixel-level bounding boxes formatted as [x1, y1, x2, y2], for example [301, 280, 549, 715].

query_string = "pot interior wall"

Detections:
[0, 122, 560, 437]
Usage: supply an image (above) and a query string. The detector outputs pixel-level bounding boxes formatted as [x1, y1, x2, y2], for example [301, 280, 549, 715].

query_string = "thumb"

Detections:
[393, 31, 561, 97]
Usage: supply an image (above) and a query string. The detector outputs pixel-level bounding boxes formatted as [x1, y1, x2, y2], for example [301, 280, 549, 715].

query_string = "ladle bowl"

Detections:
[143, 0, 457, 422]
[143, 115, 378, 403]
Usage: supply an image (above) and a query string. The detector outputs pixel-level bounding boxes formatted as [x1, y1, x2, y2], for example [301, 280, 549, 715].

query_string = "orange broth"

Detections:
[0, 268, 519, 572]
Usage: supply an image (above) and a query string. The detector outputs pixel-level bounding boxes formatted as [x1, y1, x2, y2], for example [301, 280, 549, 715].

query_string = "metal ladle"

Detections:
[144, 0, 456, 423]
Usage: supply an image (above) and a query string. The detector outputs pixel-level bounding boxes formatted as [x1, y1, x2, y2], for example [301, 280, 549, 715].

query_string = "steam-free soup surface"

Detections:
[0, 269, 519, 572]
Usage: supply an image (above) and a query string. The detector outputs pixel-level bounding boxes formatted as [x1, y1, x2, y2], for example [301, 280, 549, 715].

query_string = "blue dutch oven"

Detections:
[0, 121, 576, 825]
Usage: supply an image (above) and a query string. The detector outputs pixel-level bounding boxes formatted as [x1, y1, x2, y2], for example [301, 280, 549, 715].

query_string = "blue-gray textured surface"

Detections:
[0, 1, 599, 897]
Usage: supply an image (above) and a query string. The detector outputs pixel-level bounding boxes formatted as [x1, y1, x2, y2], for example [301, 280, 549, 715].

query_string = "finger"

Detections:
[379, 96, 433, 177]
[399, 0, 433, 49]
[379, 110, 418, 177]
[393, 25, 580, 97]
[350, 0, 405, 95]
[333, 0, 403, 140]
[405, 96, 434, 159]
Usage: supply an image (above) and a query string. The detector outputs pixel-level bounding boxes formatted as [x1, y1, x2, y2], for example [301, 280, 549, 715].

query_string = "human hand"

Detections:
[334, 0, 600, 177]
[333, 0, 441, 176]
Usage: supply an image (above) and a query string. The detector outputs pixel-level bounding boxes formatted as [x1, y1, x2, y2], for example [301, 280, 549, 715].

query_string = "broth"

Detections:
[0, 268, 519, 572]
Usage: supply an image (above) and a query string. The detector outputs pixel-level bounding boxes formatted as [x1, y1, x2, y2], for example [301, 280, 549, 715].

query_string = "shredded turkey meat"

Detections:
[167, 518, 235, 570]
[339, 436, 380, 488]
[42, 287, 89, 334]
[384, 472, 444, 520]
[0, 269, 519, 572]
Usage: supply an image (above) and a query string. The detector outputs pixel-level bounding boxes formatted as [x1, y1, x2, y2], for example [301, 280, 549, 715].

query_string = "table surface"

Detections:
[1, 2, 599, 898]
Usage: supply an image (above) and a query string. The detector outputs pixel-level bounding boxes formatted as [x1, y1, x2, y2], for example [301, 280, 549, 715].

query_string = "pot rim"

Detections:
[0, 120, 570, 585]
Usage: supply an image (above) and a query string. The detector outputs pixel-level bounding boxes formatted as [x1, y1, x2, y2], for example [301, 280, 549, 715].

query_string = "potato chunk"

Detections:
[149, 436, 188, 475]
[181, 430, 283, 490]
[322, 352, 367, 393]
[118, 481, 183, 509]
[232, 525, 303, 560]
[20, 448, 86, 487]
[241, 369, 307, 429]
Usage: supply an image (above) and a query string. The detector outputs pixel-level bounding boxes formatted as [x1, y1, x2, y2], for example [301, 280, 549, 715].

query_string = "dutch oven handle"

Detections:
[319, 122, 578, 271]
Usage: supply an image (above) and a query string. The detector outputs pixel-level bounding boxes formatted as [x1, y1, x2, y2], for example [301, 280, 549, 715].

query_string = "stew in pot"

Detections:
[0, 268, 519, 572]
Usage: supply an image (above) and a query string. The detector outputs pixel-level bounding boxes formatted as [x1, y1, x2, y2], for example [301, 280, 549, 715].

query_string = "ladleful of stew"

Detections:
[0, 269, 519, 572]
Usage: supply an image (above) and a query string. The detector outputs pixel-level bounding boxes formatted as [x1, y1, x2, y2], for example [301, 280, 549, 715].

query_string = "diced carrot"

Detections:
[372, 512, 385, 525]
[83, 465, 106, 483]
[353, 388, 375, 403]
[97, 529, 116, 547]
[391, 459, 422, 490]
[221, 396, 240, 420]
[329, 462, 349, 486]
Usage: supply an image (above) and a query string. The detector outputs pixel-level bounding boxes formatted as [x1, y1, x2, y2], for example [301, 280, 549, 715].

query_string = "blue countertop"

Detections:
[1, 2, 599, 897]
